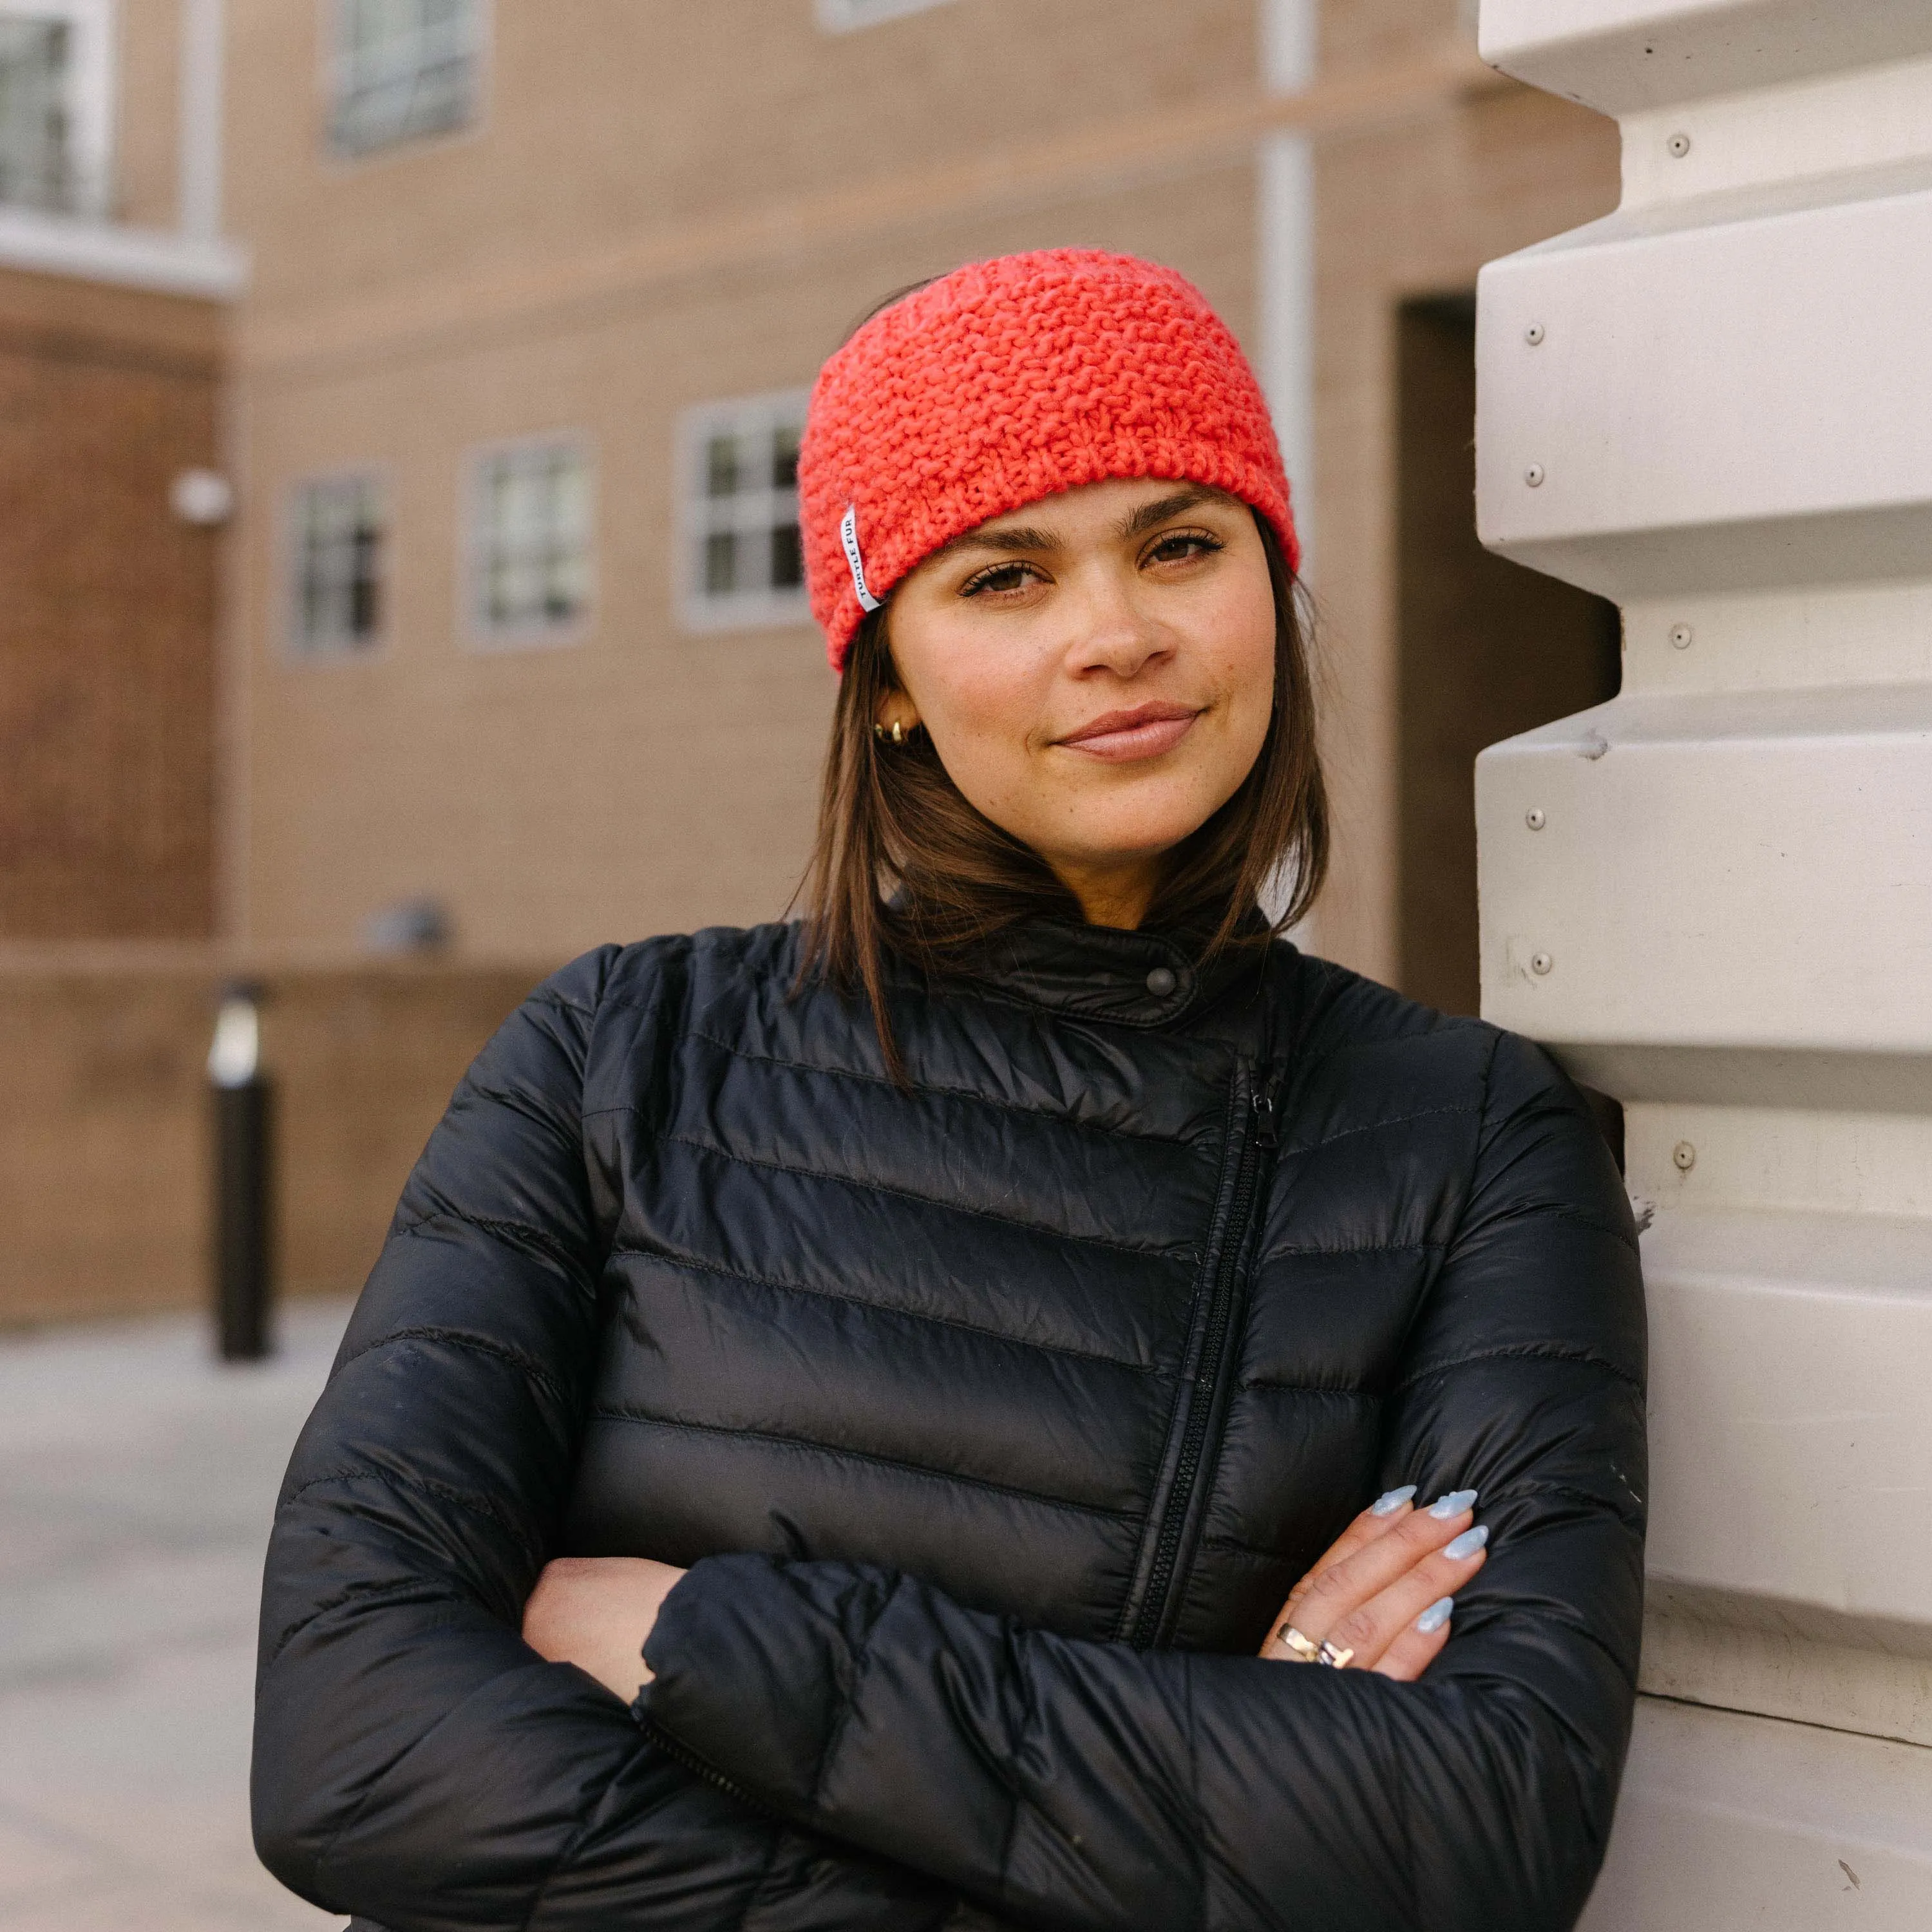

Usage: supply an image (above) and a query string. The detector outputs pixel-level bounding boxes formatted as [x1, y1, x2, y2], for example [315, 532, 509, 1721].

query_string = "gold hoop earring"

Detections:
[873, 720, 906, 746]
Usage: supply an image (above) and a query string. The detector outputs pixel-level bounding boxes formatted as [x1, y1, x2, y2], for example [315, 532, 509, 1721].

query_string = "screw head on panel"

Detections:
[1671, 623, 1694, 650]
[1525, 323, 1546, 346]
[1667, 132, 1692, 158]
[1525, 807, 1546, 830]
[1530, 952, 1554, 976]
[1672, 1141, 1697, 1171]
[1524, 463, 1546, 488]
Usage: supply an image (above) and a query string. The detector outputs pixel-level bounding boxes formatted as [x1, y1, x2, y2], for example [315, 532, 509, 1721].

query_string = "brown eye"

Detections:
[1146, 529, 1224, 566]
[961, 562, 1037, 597]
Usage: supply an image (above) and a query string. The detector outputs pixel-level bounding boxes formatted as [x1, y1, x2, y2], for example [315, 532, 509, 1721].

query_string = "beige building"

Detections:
[221, 0, 1621, 1003]
[3, 0, 1620, 1319]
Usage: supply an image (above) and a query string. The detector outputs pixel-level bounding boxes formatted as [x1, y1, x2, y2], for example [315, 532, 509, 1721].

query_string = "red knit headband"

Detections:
[799, 248, 1299, 671]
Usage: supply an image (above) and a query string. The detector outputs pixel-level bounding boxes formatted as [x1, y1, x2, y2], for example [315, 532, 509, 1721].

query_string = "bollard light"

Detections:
[208, 982, 274, 1361]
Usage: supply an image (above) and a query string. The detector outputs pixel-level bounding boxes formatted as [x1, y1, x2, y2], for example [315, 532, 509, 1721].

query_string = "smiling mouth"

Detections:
[1054, 702, 1204, 763]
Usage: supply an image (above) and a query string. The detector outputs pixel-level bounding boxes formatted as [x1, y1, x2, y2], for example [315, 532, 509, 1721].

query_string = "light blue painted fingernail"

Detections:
[1416, 1596, 1455, 1634]
[1444, 1525, 1489, 1561]
[1428, 1488, 1479, 1520]
[1371, 1485, 1418, 1516]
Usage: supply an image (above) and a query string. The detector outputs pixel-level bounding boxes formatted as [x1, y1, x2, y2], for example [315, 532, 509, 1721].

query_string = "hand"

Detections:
[522, 1556, 687, 1702]
[1258, 1486, 1488, 1680]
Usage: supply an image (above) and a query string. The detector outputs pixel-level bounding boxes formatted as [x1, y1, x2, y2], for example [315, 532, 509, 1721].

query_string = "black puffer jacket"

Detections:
[254, 920, 1645, 1932]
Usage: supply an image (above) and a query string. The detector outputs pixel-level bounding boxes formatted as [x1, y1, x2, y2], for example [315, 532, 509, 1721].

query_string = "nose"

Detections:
[1061, 568, 1173, 681]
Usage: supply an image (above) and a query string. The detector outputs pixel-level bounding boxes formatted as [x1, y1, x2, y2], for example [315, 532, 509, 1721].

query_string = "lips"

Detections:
[1054, 701, 1204, 762]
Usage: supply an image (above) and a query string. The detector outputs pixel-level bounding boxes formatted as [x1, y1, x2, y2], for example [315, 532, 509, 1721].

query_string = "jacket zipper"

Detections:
[1127, 1070, 1276, 1649]
[636, 1711, 776, 1817]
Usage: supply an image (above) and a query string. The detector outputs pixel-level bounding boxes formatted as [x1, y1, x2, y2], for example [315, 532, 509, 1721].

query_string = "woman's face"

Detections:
[882, 477, 1278, 927]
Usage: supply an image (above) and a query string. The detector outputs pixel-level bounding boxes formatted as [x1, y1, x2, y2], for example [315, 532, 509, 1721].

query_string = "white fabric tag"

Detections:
[840, 504, 881, 612]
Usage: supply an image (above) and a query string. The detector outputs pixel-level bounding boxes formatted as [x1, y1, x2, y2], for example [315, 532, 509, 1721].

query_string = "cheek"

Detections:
[899, 630, 1052, 776]
[1200, 582, 1279, 740]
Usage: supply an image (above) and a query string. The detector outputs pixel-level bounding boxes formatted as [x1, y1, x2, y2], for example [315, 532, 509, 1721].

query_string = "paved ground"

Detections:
[0, 1300, 354, 1931]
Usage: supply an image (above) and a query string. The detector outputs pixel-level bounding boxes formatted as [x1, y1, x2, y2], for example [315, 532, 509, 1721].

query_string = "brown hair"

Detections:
[796, 509, 1329, 1075]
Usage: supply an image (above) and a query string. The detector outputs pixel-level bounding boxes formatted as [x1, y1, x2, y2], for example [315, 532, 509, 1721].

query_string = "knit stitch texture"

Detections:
[799, 249, 1299, 670]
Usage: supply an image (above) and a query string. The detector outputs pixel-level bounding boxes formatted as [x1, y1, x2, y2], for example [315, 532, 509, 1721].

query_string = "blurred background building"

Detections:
[1, 0, 1619, 1323]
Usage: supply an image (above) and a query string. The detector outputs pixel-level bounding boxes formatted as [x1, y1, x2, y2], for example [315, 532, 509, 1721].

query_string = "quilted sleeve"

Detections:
[251, 948, 958, 1932]
[637, 1030, 1647, 1932]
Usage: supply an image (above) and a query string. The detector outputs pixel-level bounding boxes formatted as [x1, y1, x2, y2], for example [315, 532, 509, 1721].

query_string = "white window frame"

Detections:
[462, 431, 596, 652]
[815, 0, 956, 32]
[0, 0, 115, 218]
[282, 466, 391, 663]
[323, 0, 490, 162]
[677, 388, 811, 635]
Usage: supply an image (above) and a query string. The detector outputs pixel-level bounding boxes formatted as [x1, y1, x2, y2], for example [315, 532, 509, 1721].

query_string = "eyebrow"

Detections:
[934, 523, 1059, 559]
[1116, 486, 1217, 539]
[936, 486, 1222, 561]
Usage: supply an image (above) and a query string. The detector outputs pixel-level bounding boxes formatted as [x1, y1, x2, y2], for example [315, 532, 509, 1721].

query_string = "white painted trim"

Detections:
[176, 0, 224, 238]
[0, 0, 116, 216]
[0, 203, 243, 294]
[815, 0, 955, 32]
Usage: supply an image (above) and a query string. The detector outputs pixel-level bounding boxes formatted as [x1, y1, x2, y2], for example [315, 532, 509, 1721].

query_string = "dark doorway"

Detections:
[1396, 294, 1620, 1016]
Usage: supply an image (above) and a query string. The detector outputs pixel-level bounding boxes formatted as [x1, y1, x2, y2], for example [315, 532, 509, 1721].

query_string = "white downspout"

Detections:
[176, 0, 224, 239]
[1258, 0, 1318, 574]
[1257, 1, 1321, 940]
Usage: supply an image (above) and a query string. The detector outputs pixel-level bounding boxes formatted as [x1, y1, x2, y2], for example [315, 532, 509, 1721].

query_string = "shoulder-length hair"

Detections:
[796, 507, 1329, 1076]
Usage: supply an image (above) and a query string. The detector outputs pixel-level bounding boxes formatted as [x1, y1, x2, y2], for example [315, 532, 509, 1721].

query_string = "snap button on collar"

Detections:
[953, 918, 1248, 1023]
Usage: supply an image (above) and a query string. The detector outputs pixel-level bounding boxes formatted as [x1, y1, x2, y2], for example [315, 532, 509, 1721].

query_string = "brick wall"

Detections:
[0, 268, 224, 939]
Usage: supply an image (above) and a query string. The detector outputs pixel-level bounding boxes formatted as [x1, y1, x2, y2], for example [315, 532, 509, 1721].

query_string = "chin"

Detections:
[1054, 815, 1213, 871]
[1086, 786, 1230, 853]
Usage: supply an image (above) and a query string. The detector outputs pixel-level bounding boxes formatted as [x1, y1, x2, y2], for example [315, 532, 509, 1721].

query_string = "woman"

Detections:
[254, 251, 1645, 1932]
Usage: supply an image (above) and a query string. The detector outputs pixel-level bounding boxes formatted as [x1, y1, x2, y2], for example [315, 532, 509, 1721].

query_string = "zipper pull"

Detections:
[1251, 1084, 1279, 1150]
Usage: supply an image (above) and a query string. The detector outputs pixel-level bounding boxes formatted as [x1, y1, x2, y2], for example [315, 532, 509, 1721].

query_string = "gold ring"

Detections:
[1273, 1623, 1322, 1663]
[1316, 1640, 1355, 1668]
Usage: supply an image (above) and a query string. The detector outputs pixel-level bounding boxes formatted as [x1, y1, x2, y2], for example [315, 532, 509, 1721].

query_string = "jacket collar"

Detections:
[951, 916, 1271, 1029]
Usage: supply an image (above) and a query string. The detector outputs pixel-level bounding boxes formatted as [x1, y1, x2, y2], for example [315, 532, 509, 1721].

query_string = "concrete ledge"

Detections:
[1481, 0, 1932, 117]
[1580, 1698, 1932, 1929]
[1642, 1602, 1932, 1750]
[1637, 1206, 1932, 1636]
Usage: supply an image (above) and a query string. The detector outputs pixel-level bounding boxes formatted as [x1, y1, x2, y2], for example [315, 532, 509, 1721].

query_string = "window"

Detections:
[327, 0, 485, 158]
[0, 1, 113, 216]
[466, 435, 593, 647]
[289, 473, 386, 658]
[679, 390, 810, 632]
[816, 0, 957, 30]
